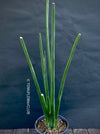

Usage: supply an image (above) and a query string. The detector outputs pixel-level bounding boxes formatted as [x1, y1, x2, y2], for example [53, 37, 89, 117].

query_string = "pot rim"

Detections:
[35, 115, 69, 134]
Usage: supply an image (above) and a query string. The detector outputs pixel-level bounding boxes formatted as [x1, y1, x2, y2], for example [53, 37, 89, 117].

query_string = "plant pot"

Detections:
[35, 115, 69, 134]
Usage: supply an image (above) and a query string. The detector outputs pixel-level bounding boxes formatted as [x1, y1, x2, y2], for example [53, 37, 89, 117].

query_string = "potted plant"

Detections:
[20, 0, 81, 133]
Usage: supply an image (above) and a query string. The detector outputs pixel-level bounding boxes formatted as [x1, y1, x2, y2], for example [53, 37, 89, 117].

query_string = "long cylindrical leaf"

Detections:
[46, 0, 51, 87]
[39, 33, 51, 115]
[55, 33, 81, 127]
[39, 33, 44, 74]
[43, 52, 51, 114]
[20, 37, 47, 114]
[41, 94, 48, 114]
[51, 2, 55, 128]
[40, 93, 49, 125]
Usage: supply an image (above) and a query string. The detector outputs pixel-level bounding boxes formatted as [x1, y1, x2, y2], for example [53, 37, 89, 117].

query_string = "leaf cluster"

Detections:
[20, 0, 81, 129]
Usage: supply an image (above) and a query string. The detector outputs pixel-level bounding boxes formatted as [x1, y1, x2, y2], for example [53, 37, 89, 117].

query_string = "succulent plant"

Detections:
[20, 0, 81, 129]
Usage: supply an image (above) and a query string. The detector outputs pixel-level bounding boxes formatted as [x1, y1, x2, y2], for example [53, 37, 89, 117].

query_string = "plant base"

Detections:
[35, 115, 69, 134]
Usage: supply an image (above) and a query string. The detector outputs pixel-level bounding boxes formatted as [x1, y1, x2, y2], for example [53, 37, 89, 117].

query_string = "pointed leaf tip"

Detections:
[41, 93, 44, 96]
[20, 37, 23, 39]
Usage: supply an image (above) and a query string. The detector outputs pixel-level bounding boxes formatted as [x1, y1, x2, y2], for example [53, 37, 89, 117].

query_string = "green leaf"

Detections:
[20, 37, 47, 115]
[51, 2, 55, 128]
[55, 33, 81, 127]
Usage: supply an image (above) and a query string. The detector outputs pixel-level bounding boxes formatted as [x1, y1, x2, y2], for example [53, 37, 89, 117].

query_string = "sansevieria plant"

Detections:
[20, 0, 81, 129]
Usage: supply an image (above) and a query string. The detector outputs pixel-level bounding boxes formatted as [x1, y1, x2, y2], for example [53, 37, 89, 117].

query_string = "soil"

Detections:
[37, 118, 67, 134]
